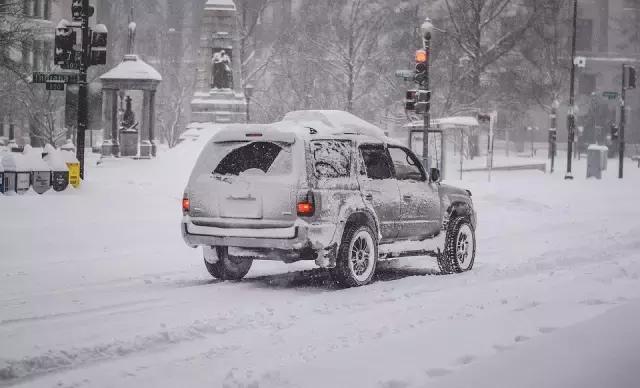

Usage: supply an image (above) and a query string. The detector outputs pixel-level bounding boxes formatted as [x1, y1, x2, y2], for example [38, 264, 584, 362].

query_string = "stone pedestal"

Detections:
[191, 0, 247, 124]
[121, 130, 138, 157]
[191, 89, 247, 123]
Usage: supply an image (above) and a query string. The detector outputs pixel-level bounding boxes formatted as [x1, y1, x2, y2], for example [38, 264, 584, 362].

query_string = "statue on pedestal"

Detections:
[211, 49, 233, 89]
[120, 96, 138, 131]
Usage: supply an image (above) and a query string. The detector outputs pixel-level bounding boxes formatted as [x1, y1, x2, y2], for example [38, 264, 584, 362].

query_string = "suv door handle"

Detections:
[403, 194, 412, 201]
[365, 193, 373, 201]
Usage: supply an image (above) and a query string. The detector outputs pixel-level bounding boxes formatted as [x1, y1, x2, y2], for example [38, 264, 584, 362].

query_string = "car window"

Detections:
[388, 146, 426, 181]
[213, 141, 292, 176]
[311, 140, 351, 178]
[359, 145, 393, 180]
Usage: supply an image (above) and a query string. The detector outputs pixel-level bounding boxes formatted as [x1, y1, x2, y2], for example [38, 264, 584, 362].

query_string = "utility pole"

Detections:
[565, 0, 578, 180]
[619, 65, 636, 178]
[76, 0, 90, 180]
[549, 99, 559, 173]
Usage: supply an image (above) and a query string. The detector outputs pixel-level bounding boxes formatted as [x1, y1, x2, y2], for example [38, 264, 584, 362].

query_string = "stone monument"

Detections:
[191, 0, 247, 123]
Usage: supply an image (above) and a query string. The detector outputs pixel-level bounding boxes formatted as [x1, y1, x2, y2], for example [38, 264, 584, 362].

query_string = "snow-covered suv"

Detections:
[182, 111, 477, 287]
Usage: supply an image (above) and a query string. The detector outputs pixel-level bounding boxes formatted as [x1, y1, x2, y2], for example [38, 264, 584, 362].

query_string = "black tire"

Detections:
[204, 246, 253, 281]
[438, 216, 476, 274]
[330, 223, 378, 287]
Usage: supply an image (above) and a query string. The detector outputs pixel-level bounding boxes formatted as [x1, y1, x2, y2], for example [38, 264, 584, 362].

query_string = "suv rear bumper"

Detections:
[181, 216, 339, 266]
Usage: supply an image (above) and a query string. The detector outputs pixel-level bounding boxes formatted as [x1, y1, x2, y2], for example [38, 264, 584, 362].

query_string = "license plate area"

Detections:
[220, 195, 263, 219]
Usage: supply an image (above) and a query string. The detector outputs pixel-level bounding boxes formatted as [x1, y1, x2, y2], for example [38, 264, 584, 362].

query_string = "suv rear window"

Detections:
[212, 141, 292, 176]
[310, 140, 351, 178]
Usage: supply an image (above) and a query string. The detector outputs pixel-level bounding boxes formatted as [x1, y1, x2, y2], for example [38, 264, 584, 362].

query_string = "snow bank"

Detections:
[1, 152, 31, 172]
[22, 145, 51, 172]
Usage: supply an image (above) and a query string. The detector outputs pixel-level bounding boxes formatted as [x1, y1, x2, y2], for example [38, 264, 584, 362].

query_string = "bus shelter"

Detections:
[405, 116, 479, 180]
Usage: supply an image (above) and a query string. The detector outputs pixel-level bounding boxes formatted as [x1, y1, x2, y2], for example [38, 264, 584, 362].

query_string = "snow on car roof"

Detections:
[282, 110, 387, 139]
[210, 111, 395, 145]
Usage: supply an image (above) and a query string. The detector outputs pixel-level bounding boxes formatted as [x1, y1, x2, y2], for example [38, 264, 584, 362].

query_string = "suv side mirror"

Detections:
[430, 168, 441, 183]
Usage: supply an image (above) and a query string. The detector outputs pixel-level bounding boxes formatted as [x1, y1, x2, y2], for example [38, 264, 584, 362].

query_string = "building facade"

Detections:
[575, 0, 640, 143]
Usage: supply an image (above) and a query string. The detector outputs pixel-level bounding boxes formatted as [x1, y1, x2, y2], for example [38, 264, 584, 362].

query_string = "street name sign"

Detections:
[32, 71, 79, 85]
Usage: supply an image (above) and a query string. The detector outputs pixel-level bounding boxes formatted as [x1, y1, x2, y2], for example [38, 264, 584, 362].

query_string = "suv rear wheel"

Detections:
[331, 224, 378, 287]
[438, 216, 476, 274]
[204, 246, 253, 281]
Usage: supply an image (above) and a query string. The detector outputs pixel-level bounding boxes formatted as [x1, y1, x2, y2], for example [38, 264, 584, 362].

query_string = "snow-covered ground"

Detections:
[2, 127, 640, 387]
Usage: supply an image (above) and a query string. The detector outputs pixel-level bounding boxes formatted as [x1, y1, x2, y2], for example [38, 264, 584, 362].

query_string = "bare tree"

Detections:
[437, 0, 542, 111]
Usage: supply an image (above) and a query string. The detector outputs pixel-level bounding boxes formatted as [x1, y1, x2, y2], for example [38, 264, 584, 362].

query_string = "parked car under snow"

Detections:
[181, 110, 477, 287]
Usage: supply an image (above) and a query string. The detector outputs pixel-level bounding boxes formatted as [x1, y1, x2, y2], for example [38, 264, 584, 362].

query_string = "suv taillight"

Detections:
[182, 197, 190, 214]
[297, 191, 315, 217]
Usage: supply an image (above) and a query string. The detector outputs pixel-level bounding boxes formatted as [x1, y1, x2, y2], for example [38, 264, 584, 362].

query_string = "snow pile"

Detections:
[22, 145, 51, 172]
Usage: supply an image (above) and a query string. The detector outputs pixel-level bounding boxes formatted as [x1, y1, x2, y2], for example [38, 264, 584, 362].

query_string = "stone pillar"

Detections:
[141, 90, 150, 141]
[149, 90, 156, 156]
[111, 89, 119, 156]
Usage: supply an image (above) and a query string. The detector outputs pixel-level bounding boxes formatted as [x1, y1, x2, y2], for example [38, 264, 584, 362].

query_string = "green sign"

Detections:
[32, 72, 79, 85]
[602, 91, 619, 100]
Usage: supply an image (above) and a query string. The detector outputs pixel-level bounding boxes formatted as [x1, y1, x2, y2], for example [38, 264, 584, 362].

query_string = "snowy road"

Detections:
[2, 134, 640, 387]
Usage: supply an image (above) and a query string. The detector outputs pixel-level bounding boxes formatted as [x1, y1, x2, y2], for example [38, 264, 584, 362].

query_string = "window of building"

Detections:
[576, 18, 593, 51]
[578, 74, 596, 95]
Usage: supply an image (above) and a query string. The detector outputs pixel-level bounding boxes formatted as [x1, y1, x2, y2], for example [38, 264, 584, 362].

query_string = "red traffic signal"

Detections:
[415, 50, 428, 63]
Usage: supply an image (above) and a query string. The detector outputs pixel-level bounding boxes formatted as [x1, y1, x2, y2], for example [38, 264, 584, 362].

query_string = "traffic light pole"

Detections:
[619, 64, 627, 179]
[422, 35, 431, 171]
[565, 0, 578, 180]
[76, 0, 90, 180]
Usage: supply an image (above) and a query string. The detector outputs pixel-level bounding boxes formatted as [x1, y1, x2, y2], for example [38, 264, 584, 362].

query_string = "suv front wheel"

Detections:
[331, 224, 378, 287]
[438, 216, 476, 274]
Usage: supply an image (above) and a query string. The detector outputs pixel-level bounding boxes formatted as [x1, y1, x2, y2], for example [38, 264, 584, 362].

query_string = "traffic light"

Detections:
[71, 0, 82, 21]
[477, 113, 491, 124]
[415, 49, 428, 86]
[611, 123, 619, 141]
[405, 90, 417, 111]
[55, 20, 76, 67]
[625, 66, 636, 90]
[548, 130, 557, 143]
[415, 90, 431, 114]
[72, 0, 94, 21]
[90, 24, 108, 65]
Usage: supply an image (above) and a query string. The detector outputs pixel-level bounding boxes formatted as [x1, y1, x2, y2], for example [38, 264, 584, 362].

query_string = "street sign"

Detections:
[46, 81, 66, 91]
[602, 91, 619, 100]
[32, 72, 79, 84]
[395, 70, 415, 81]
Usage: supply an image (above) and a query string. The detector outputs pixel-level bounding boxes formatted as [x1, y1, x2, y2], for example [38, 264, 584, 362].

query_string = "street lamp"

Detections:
[566, 0, 578, 180]
[244, 83, 254, 123]
[549, 98, 560, 173]
[420, 17, 433, 171]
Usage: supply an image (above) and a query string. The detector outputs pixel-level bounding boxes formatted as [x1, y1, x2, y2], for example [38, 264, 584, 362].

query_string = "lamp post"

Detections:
[565, 0, 578, 180]
[549, 99, 559, 173]
[420, 18, 433, 171]
[244, 83, 254, 123]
